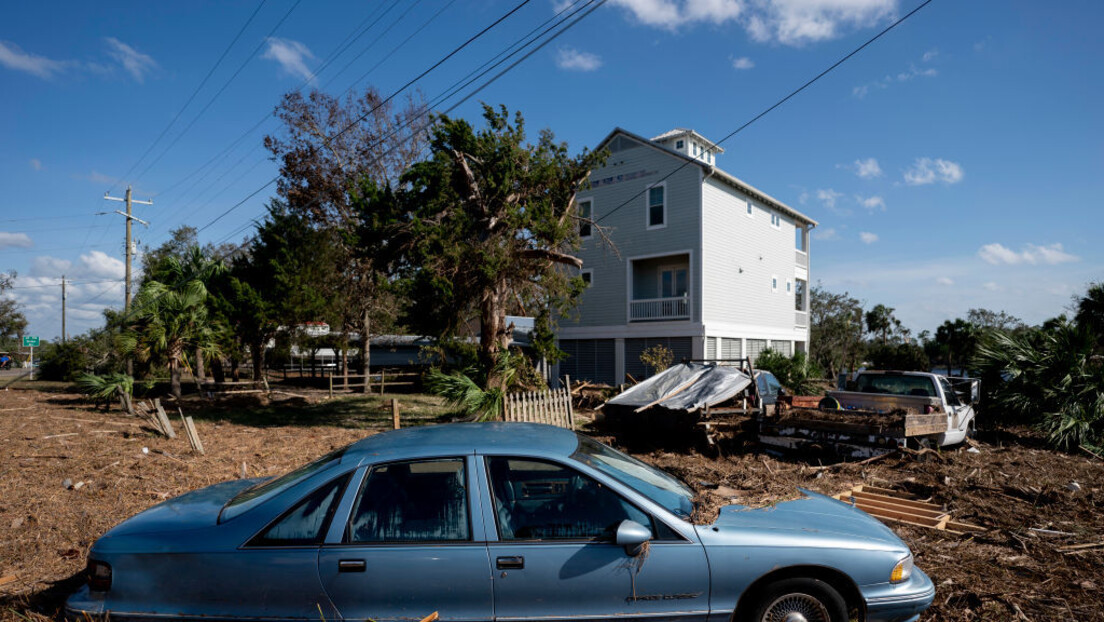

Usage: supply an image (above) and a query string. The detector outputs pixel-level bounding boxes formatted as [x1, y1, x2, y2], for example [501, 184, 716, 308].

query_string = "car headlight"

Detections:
[890, 554, 913, 584]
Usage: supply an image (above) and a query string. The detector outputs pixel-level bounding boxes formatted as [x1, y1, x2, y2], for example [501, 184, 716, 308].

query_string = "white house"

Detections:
[556, 127, 816, 385]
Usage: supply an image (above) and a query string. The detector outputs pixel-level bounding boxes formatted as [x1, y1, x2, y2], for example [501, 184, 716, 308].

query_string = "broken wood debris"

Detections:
[179, 408, 204, 455]
[835, 484, 985, 535]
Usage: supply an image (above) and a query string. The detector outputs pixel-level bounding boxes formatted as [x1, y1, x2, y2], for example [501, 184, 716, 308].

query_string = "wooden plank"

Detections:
[391, 399, 400, 430]
[153, 399, 176, 439]
[848, 490, 947, 513]
[846, 495, 947, 520]
[851, 503, 945, 527]
[181, 413, 205, 455]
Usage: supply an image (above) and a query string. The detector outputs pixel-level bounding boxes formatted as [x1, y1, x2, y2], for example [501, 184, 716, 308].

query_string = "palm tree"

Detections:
[123, 247, 224, 399]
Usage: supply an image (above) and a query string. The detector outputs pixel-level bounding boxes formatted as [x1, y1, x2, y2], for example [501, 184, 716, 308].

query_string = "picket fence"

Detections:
[503, 385, 575, 430]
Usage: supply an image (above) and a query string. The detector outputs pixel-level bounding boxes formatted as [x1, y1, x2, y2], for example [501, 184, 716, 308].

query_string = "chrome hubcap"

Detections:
[761, 593, 831, 622]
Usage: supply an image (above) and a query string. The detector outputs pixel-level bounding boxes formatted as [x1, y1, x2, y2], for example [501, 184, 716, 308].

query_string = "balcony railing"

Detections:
[796, 250, 808, 267]
[630, 296, 690, 321]
[795, 310, 808, 327]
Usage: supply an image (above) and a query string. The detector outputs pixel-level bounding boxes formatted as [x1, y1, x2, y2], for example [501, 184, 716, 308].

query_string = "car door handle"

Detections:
[338, 559, 366, 572]
[496, 556, 524, 570]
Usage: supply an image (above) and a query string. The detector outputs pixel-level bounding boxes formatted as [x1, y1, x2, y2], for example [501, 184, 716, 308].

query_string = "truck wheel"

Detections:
[747, 578, 847, 622]
[817, 397, 840, 411]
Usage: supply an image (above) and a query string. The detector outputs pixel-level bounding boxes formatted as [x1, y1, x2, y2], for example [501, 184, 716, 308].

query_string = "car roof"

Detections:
[343, 422, 581, 463]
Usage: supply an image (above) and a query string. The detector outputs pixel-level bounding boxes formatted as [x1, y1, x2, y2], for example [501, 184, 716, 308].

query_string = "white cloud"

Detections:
[853, 49, 937, 98]
[78, 250, 126, 279]
[30, 256, 72, 277]
[853, 157, 882, 179]
[816, 188, 843, 208]
[983, 281, 1000, 291]
[0, 232, 33, 249]
[104, 38, 157, 83]
[904, 157, 964, 185]
[857, 195, 885, 211]
[731, 56, 754, 70]
[859, 231, 878, 244]
[813, 227, 839, 241]
[556, 47, 602, 71]
[936, 276, 953, 286]
[0, 41, 68, 79]
[77, 170, 118, 186]
[977, 242, 1079, 266]
[609, 0, 896, 45]
[29, 158, 42, 171]
[262, 38, 315, 82]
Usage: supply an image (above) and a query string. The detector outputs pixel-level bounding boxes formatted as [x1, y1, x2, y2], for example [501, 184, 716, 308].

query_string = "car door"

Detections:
[318, 457, 494, 622]
[482, 456, 710, 622]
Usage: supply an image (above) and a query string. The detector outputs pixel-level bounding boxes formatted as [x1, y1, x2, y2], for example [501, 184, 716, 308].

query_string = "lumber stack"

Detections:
[835, 484, 985, 534]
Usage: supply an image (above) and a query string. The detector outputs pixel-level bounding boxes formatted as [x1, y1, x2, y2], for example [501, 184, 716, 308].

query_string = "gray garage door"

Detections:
[625, 337, 693, 380]
[558, 339, 616, 385]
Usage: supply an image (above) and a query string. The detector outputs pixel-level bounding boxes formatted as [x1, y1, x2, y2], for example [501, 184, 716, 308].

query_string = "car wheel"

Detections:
[748, 578, 848, 622]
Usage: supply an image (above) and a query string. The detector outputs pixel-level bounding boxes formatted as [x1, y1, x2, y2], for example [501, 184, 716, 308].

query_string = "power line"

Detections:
[9, 279, 124, 290]
[596, 0, 934, 225]
[197, 0, 537, 234]
[108, 0, 268, 194]
[130, 1, 302, 185]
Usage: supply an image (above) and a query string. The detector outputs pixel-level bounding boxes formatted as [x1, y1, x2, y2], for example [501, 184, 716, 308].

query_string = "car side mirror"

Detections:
[615, 519, 652, 557]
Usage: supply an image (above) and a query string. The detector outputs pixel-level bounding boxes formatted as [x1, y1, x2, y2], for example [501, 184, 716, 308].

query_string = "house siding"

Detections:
[567, 135, 703, 328]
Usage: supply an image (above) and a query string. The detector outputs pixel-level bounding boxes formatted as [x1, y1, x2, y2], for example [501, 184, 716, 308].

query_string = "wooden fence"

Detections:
[503, 386, 575, 430]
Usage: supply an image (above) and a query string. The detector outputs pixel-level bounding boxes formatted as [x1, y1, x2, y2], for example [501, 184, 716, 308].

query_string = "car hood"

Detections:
[706, 490, 905, 548]
[102, 478, 264, 539]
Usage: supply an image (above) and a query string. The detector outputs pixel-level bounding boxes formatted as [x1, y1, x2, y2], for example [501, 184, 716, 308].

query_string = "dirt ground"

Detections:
[1, 388, 1101, 622]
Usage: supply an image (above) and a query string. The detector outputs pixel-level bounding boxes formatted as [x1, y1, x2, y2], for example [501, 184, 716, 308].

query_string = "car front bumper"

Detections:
[862, 568, 935, 622]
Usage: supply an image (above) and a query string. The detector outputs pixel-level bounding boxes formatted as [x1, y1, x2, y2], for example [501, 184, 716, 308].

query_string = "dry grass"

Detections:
[2, 388, 1102, 622]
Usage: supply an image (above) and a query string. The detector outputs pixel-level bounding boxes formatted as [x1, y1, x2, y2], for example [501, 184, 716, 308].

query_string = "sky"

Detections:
[2, 0, 1102, 342]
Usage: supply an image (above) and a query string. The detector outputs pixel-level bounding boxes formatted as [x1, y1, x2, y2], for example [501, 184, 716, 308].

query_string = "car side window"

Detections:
[346, 459, 469, 543]
[486, 457, 653, 541]
[248, 473, 351, 547]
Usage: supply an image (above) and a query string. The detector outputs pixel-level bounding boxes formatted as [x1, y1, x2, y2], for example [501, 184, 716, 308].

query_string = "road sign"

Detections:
[23, 335, 39, 347]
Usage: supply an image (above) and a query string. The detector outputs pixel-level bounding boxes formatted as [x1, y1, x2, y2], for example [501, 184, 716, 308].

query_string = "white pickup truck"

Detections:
[760, 370, 979, 458]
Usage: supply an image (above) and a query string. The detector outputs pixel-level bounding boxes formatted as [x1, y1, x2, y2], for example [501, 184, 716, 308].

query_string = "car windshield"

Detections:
[219, 446, 348, 523]
[571, 435, 694, 519]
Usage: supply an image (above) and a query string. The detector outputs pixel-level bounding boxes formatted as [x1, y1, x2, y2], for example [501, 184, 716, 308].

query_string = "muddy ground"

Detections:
[1, 388, 1101, 621]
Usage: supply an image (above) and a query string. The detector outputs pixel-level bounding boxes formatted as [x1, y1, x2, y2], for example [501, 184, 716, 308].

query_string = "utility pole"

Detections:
[61, 275, 67, 344]
[103, 186, 152, 375]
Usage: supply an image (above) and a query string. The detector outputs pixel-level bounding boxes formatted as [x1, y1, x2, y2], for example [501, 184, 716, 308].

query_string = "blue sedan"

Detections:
[67, 423, 934, 622]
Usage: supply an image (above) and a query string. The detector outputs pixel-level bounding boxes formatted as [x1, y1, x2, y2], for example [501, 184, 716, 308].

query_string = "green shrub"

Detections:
[754, 350, 824, 395]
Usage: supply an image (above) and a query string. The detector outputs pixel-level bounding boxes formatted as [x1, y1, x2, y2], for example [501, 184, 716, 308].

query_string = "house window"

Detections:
[795, 278, 807, 311]
[771, 275, 778, 293]
[580, 269, 593, 286]
[675, 139, 684, 150]
[646, 184, 666, 229]
[578, 199, 592, 239]
[660, 267, 688, 298]
[786, 279, 792, 294]
[770, 213, 781, 228]
[745, 199, 753, 218]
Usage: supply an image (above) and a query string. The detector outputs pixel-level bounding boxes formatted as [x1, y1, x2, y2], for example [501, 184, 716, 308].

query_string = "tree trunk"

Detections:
[211, 357, 226, 383]
[361, 308, 371, 394]
[480, 282, 511, 393]
[251, 341, 265, 381]
[195, 347, 206, 383]
[170, 358, 182, 400]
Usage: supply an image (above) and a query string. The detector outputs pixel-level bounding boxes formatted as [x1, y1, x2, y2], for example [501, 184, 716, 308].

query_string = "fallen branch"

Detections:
[43, 432, 79, 440]
[1080, 445, 1104, 461]
[1058, 541, 1104, 553]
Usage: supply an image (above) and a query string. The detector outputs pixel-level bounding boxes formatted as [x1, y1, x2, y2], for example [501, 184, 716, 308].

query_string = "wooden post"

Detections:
[380, 369, 386, 395]
[329, 375, 333, 399]
[179, 408, 205, 455]
[391, 398, 400, 430]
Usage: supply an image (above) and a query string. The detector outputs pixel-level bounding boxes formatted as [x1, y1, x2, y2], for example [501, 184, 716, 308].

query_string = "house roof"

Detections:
[594, 127, 818, 227]
[650, 128, 726, 153]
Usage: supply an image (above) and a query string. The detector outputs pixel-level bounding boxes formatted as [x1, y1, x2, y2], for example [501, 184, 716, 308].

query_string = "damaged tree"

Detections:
[385, 106, 605, 390]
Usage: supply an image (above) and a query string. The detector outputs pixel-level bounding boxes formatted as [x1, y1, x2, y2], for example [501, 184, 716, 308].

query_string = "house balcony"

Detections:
[630, 253, 690, 322]
[630, 296, 690, 321]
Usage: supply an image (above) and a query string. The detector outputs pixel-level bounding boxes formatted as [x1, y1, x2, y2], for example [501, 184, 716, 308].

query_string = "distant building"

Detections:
[556, 127, 816, 384]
